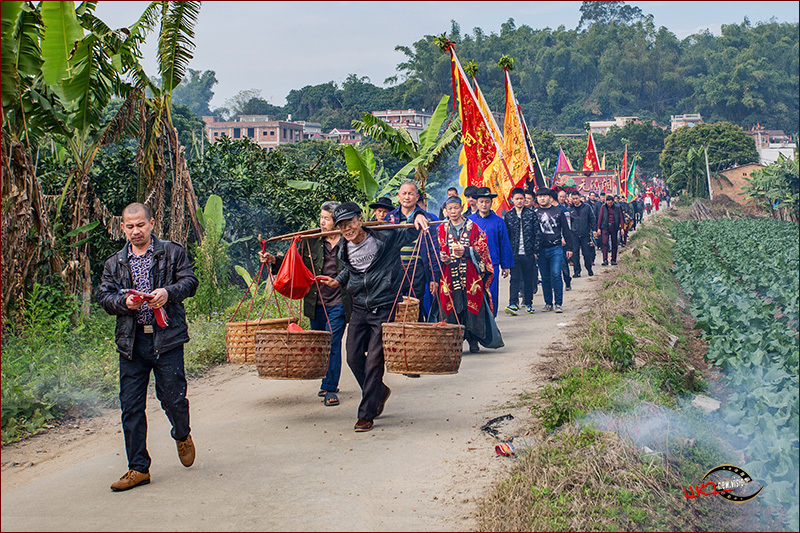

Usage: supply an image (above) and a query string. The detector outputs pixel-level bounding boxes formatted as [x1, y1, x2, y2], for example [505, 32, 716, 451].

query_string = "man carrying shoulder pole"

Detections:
[317, 201, 429, 433]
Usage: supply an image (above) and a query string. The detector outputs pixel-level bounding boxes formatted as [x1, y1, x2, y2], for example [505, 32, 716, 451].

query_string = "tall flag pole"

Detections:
[447, 49, 515, 212]
[483, 63, 531, 212]
[620, 145, 628, 201]
[446, 45, 497, 191]
[518, 105, 546, 192]
[582, 131, 601, 173]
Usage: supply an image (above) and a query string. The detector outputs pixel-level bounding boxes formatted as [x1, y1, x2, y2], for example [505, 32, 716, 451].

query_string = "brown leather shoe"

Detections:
[354, 419, 374, 432]
[376, 386, 391, 418]
[177, 435, 195, 467]
[110, 470, 150, 492]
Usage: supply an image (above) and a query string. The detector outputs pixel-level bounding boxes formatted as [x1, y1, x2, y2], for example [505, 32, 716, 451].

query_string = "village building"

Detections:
[745, 127, 797, 165]
[371, 109, 432, 142]
[202, 115, 303, 151]
[326, 128, 362, 145]
[588, 116, 641, 135]
[670, 113, 703, 131]
[712, 163, 766, 207]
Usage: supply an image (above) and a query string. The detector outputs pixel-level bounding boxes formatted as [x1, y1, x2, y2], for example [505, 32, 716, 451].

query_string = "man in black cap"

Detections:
[369, 196, 394, 223]
[462, 185, 479, 217]
[317, 201, 430, 433]
[533, 188, 573, 313]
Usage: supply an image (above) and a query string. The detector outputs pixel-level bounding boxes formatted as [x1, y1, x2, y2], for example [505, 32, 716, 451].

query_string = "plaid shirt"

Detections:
[128, 240, 154, 325]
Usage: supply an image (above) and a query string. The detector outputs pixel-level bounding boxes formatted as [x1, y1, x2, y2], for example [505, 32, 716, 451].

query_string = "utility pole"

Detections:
[704, 144, 713, 200]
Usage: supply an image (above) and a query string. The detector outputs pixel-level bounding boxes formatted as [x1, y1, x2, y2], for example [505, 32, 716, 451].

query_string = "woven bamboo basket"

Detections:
[226, 317, 297, 364]
[382, 322, 465, 375]
[392, 296, 420, 322]
[254, 329, 332, 379]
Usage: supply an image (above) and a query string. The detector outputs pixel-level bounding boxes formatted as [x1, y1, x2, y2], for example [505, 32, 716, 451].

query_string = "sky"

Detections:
[95, 1, 800, 112]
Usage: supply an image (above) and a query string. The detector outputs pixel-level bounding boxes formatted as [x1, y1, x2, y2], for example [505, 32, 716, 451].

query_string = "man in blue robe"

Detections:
[468, 187, 513, 316]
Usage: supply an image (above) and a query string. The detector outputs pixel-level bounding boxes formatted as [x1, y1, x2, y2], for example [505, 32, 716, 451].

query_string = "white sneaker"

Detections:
[555, 305, 563, 313]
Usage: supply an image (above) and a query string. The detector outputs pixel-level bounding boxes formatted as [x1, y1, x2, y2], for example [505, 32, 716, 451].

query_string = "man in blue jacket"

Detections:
[468, 187, 513, 317]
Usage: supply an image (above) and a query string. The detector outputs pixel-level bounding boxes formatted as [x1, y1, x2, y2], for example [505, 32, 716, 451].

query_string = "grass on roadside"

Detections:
[476, 209, 755, 532]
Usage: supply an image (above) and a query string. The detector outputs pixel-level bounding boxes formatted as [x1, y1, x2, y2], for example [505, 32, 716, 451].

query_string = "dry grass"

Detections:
[476, 424, 746, 532]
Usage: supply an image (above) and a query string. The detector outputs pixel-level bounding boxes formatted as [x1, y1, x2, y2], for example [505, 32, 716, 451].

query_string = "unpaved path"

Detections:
[1, 264, 612, 531]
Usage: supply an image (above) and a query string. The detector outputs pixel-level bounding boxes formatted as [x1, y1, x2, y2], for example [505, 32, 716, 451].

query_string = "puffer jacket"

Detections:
[98, 237, 198, 359]
[503, 206, 538, 256]
[335, 224, 421, 311]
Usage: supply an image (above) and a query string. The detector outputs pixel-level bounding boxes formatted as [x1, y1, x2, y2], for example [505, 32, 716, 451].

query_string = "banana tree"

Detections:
[351, 94, 461, 195]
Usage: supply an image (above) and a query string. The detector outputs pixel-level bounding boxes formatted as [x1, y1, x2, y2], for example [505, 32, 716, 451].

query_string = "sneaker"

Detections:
[611, 260, 617, 265]
[573, 273, 581, 278]
[504, 305, 518, 316]
[601, 261, 609, 266]
[403, 374, 421, 378]
[565, 285, 572, 291]
[587, 269, 594, 276]
[542, 305, 553, 312]
[354, 419, 374, 432]
[526, 305, 535, 314]
[555, 305, 563, 313]
[110, 470, 150, 492]
[177, 435, 195, 467]
[468, 340, 481, 353]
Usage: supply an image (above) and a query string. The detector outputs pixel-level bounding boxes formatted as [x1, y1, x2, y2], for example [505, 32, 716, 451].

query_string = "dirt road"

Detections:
[1, 268, 606, 531]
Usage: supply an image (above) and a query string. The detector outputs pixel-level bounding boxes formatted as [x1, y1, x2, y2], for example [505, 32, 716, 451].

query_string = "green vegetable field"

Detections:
[672, 218, 799, 522]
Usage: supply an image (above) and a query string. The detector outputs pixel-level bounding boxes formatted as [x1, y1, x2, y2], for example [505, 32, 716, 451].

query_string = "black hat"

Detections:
[333, 202, 362, 225]
[368, 196, 394, 210]
[473, 186, 497, 199]
[536, 187, 558, 200]
[463, 185, 479, 198]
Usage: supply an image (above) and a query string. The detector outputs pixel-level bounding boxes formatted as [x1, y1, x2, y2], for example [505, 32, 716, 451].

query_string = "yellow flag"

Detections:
[482, 70, 530, 213]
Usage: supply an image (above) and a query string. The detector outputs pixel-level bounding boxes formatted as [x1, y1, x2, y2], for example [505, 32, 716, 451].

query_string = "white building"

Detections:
[371, 109, 432, 142]
[670, 113, 703, 131]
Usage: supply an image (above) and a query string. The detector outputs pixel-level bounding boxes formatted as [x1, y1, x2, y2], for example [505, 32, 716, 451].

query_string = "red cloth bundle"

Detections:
[272, 236, 316, 300]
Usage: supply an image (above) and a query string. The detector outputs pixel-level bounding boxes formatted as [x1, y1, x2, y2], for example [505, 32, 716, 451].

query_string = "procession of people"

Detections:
[99, 181, 660, 492]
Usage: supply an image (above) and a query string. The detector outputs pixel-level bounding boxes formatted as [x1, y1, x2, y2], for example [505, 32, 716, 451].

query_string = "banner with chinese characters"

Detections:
[553, 171, 620, 195]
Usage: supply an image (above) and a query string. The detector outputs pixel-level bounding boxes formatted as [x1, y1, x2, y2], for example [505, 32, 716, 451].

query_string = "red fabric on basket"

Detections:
[273, 236, 316, 299]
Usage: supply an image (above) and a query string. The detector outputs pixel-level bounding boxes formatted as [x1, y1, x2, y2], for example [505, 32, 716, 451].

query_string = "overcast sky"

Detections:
[96, 1, 799, 111]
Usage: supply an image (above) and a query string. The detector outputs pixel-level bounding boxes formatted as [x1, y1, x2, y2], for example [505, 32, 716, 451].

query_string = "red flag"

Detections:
[450, 49, 497, 189]
[582, 132, 601, 173]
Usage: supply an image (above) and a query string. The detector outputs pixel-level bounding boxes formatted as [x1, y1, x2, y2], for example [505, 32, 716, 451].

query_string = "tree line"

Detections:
[177, 3, 798, 135]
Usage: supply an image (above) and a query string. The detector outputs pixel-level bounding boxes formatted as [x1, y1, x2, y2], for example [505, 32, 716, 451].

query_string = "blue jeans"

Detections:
[537, 245, 564, 306]
[309, 304, 345, 392]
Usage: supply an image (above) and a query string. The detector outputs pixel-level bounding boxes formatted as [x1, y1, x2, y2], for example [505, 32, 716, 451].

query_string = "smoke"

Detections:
[580, 391, 799, 531]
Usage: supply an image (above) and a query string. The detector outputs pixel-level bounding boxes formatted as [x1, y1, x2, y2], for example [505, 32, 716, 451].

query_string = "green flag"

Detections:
[627, 159, 636, 202]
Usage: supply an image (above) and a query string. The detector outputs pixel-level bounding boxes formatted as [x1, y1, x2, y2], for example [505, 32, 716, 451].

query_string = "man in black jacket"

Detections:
[534, 188, 573, 313]
[568, 191, 595, 277]
[504, 187, 538, 315]
[317, 202, 429, 433]
[98, 203, 198, 492]
[594, 195, 624, 266]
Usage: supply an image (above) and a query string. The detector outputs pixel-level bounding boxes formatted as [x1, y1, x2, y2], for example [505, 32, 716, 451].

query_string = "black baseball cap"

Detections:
[333, 202, 362, 225]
